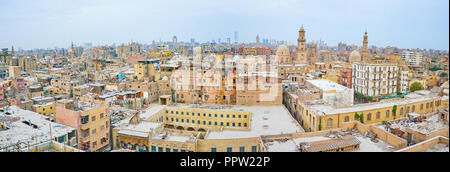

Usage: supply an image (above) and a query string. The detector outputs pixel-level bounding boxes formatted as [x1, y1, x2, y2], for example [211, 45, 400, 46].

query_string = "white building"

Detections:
[306, 79, 354, 106]
[352, 62, 399, 97]
[402, 51, 423, 67]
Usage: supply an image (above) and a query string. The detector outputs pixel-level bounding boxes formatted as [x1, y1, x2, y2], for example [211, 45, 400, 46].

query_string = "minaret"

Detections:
[71, 42, 75, 58]
[309, 42, 316, 65]
[11, 46, 14, 56]
[362, 30, 369, 62]
[296, 26, 307, 64]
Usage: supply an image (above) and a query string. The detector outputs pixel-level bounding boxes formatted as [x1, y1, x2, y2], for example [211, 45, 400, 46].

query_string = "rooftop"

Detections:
[0, 106, 76, 151]
[306, 79, 350, 92]
[205, 106, 305, 140]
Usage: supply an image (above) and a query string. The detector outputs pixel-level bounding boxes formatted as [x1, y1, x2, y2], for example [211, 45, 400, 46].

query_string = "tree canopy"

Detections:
[410, 82, 424, 92]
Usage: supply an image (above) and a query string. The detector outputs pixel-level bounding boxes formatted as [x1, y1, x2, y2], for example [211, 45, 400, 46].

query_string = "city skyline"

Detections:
[0, 0, 449, 50]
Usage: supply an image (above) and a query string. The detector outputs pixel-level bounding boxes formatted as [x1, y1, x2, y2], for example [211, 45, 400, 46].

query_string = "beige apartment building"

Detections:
[55, 99, 110, 152]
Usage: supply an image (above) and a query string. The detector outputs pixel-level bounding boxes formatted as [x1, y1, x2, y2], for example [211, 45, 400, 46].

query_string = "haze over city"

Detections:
[0, 0, 448, 50]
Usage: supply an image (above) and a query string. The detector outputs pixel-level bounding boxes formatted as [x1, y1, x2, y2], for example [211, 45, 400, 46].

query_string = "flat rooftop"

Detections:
[307, 79, 349, 92]
[304, 91, 441, 116]
[205, 106, 305, 140]
[0, 106, 76, 151]
[265, 133, 395, 152]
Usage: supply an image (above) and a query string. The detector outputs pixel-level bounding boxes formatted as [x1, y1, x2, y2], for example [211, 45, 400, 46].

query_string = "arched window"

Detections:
[143, 145, 148, 152]
[406, 107, 410, 114]
[367, 113, 372, 121]
[420, 104, 423, 110]
[128, 143, 132, 150]
[376, 112, 380, 120]
[344, 116, 350, 122]
[412, 105, 415, 112]
[386, 110, 390, 118]
[426, 103, 429, 109]
[135, 144, 140, 151]
[327, 118, 333, 129]
[400, 108, 404, 116]
[121, 141, 125, 149]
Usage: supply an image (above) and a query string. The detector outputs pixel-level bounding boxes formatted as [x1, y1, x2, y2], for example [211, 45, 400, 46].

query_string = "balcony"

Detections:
[80, 135, 90, 143]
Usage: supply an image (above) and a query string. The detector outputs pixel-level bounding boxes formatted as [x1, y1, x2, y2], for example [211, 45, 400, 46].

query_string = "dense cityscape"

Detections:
[0, 1, 448, 154]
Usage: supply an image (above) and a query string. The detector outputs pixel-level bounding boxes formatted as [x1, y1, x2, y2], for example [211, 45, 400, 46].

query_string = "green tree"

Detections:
[392, 105, 397, 119]
[359, 113, 364, 124]
[440, 72, 448, 78]
[429, 66, 443, 71]
[367, 96, 373, 101]
[354, 112, 359, 121]
[355, 92, 364, 100]
[318, 118, 322, 131]
[409, 82, 424, 92]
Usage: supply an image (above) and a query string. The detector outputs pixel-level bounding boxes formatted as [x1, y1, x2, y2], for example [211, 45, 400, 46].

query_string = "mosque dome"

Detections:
[276, 45, 290, 56]
[276, 45, 290, 64]
[349, 50, 361, 63]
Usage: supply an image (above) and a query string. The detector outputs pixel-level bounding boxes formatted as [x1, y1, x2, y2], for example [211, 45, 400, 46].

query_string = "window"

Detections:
[214, 114, 217, 118]
[344, 116, 350, 122]
[239, 146, 245, 152]
[166, 148, 171, 152]
[100, 113, 104, 119]
[181, 112, 184, 115]
[209, 114, 211, 117]
[92, 116, 96, 122]
[244, 123, 247, 127]
[158, 147, 163, 152]
[227, 147, 233, 152]
[420, 104, 423, 110]
[232, 115, 235, 118]
[238, 123, 241, 127]
[376, 112, 380, 120]
[367, 113, 372, 121]
[251, 146, 257, 152]
[386, 110, 390, 118]
[173, 149, 178, 152]
[211, 148, 217, 152]
[327, 118, 333, 128]
[239, 115, 241, 118]
[92, 129, 97, 135]
[412, 105, 415, 112]
[232, 123, 236, 127]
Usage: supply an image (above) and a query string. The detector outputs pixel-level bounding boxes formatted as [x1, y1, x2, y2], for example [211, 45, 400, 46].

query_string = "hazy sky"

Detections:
[0, 0, 448, 50]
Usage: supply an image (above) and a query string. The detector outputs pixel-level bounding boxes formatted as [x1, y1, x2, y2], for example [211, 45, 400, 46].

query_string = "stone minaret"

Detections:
[362, 30, 369, 62]
[71, 42, 75, 58]
[296, 26, 308, 64]
[309, 42, 316, 65]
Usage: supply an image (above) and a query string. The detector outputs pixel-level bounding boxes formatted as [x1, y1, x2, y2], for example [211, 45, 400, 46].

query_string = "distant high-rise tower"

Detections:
[227, 38, 231, 45]
[256, 34, 260, 44]
[362, 30, 369, 62]
[173, 36, 178, 44]
[234, 31, 238, 55]
[296, 26, 308, 64]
